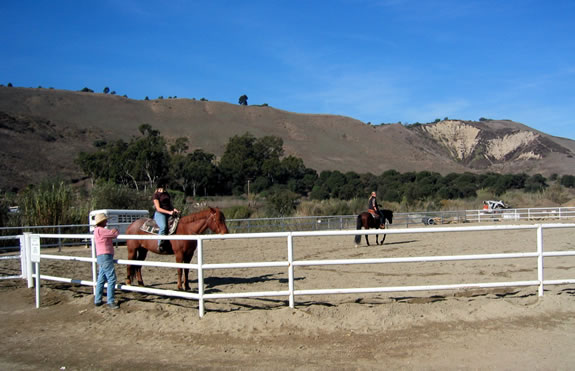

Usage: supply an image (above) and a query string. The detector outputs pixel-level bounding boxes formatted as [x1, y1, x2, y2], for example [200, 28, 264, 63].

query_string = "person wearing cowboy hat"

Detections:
[93, 213, 120, 309]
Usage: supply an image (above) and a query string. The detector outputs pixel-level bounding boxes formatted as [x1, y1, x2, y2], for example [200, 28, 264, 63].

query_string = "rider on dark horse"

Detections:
[368, 191, 385, 228]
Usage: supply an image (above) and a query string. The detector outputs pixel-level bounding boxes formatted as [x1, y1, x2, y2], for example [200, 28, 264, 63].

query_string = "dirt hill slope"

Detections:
[1, 87, 574, 190]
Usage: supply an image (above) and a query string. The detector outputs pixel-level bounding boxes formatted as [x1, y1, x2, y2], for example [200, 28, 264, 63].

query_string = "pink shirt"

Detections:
[94, 226, 120, 256]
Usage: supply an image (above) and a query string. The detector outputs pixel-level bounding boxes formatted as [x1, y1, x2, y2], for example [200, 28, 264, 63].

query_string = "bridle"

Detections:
[204, 210, 226, 234]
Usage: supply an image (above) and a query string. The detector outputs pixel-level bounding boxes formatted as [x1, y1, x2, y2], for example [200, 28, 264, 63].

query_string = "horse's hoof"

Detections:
[137, 281, 144, 286]
[125, 280, 131, 286]
[354, 244, 359, 248]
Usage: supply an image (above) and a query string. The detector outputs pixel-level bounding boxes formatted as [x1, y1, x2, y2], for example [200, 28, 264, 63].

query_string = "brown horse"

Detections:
[125, 207, 228, 291]
[354, 209, 393, 247]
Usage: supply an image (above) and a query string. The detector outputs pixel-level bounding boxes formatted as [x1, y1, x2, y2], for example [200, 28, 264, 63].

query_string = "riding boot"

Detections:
[159, 240, 171, 254]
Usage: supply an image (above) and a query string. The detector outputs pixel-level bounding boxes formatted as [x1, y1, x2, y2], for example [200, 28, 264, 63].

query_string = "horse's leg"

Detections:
[354, 215, 363, 247]
[126, 242, 137, 285]
[380, 225, 387, 245]
[182, 244, 197, 291]
[365, 232, 370, 246]
[175, 249, 185, 291]
[135, 247, 148, 286]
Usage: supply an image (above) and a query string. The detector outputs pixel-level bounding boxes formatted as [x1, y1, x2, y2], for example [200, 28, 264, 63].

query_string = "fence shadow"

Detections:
[204, 273, 304, 293]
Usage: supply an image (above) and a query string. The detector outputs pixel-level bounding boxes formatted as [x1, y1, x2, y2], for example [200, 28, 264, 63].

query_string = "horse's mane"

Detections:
[179, 208, 216, 224]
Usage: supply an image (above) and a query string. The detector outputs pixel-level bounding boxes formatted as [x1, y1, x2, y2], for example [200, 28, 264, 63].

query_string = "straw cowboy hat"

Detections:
[94, 213, 108, 226]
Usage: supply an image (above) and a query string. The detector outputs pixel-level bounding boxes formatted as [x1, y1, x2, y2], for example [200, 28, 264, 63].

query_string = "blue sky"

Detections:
[2, 0, 575, 139]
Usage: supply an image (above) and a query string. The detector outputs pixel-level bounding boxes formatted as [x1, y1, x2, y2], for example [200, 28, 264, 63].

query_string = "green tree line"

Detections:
[75, 125, 573, 207]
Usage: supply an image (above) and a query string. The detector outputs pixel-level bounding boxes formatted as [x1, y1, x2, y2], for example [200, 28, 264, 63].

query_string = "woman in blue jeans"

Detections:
[93, 213, 120, 309]
[153, 181, 179, 253]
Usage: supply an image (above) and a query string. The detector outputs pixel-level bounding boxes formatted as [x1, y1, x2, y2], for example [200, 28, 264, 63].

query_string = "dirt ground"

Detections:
[2, 222, 575, 370]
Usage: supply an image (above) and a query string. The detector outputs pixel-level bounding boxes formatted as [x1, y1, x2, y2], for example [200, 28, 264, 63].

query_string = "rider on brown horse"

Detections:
[368, 191, 385, 228]
[153, 181, 179, 253]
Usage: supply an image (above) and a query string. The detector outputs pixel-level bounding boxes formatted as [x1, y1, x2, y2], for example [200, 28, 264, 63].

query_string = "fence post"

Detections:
[58, 226, 62, 252]
[288, 233, 294, 309]
[90, 235, 97, 295]
[22, 232, 34, 288]
[19, 234, 28, 282]
[197, 237, 205, 318]
[537, 225, 544, 296]
[28, 233, 41, 308]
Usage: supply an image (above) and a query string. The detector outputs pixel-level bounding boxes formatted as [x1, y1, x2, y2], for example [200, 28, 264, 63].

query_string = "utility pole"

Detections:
[247, 178, 252, 206]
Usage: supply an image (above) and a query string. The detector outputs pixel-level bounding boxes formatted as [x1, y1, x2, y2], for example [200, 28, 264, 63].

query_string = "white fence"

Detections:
[16, 222, 575, 317]
[0, 235, 24, 280]
[465, 206, 575, 223]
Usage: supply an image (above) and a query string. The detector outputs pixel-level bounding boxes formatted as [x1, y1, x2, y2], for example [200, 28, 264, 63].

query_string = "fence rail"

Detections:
[17, 222, 575, 317]
[2, 206, 575, 238]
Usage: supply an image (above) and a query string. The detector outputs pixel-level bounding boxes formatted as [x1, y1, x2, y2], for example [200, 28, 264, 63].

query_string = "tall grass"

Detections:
[19, 181, 85, 226]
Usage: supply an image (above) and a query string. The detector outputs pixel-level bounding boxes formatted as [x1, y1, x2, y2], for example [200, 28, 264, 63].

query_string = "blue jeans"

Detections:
[154, 211, 168, 246]
[95, 254, 117, 304]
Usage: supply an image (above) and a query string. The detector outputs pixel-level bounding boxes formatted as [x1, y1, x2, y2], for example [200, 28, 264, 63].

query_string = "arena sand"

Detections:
[1, 222, 575, 369]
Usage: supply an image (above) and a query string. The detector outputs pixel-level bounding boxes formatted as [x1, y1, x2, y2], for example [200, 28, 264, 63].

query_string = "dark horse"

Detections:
[354, 209, 393, 247]
[125, 207, 228, 291]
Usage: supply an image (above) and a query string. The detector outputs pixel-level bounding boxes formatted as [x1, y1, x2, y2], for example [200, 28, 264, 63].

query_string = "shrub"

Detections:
[224, 206, 252, 219]
[90, 181, 150, 211]
[266, 189, 299, 217]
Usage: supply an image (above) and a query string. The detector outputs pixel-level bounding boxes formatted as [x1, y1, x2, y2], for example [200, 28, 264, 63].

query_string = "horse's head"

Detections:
[207, 207, 228, 234]
[384, 209, 393, 224]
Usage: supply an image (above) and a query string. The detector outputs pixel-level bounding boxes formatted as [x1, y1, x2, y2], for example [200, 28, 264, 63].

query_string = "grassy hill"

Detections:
[1, 86, 575, 191]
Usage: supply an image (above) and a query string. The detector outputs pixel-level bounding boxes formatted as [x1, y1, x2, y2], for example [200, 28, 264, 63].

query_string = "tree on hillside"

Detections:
[138, 123, 159, 137]
[76, 126, 170, 190]
[219, 133, 286, 194]
[560, 175, 575, 188]
[171, 150, 218, 197]
[170, 137, 189, 155]
[103, 87, 110, 94]
[524, 174, 548, 192]
[238, 94, 248, 105]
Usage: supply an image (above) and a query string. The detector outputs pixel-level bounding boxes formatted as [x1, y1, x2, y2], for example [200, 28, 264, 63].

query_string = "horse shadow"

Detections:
[382, 239, 418, 246]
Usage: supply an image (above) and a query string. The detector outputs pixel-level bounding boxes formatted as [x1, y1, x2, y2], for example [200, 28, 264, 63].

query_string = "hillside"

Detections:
[1, 86, 574, 191]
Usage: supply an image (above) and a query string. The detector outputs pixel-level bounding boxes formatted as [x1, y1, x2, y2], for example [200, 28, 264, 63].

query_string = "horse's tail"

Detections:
[354, 214, 362, 244]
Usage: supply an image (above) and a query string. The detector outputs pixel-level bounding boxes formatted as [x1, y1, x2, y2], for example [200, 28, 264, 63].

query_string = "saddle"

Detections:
[368, 209, 385, 227]
[139, 214, 180, 235]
